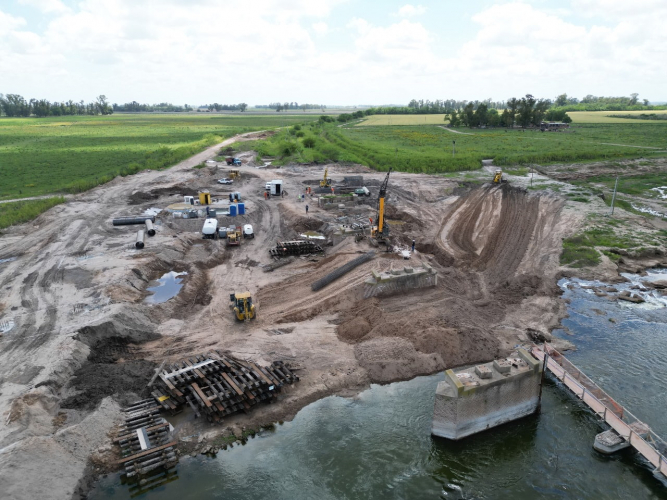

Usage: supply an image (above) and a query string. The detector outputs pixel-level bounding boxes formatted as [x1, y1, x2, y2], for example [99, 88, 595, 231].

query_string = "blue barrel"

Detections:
[229, 204, 237, 217]
[238, 203, 246, 215]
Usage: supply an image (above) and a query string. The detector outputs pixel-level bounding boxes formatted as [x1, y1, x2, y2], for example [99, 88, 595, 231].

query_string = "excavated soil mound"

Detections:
[64, 313, 158, 411]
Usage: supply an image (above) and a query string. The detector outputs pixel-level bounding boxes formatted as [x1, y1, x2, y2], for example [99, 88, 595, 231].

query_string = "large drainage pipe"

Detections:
[144, 219, 156, 236]
[135, 230, 146, 249]
[113, 216, 156, 226]
[311, 251, 375, 291]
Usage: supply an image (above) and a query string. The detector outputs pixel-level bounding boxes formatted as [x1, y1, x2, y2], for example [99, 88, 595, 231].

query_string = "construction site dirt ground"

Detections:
[0, 134, 665, 499]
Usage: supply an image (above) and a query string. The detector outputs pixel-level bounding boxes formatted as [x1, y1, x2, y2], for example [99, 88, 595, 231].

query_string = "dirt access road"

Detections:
[0, 134, 573, 499]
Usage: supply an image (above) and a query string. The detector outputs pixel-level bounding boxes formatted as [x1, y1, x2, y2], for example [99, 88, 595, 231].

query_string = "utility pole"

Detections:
[452, 140, 456, 157]
[531, 165, 533, 187]
[610, 175, 619, 216]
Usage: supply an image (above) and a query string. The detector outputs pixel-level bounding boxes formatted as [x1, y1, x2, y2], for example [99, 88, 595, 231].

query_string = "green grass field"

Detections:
[357, 114, 448, 126]
[0, 114, 315, 200]
[238, 121, 667, 174]
[568, 111, 667, 124]
[355, 111, 664, 126]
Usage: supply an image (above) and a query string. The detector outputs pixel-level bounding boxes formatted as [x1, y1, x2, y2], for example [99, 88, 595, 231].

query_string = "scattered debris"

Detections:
[151, 352, 299, 423]
[270, 240, 323, 258]
[114, 399, 179, 480]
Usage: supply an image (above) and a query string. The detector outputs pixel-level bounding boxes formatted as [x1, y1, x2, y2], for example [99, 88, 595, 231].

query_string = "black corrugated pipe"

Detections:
[144, 219, 156, 236]
[135, 230, 146, 249]
[113, 216, 156, 226]
[311, 251, 375, 291]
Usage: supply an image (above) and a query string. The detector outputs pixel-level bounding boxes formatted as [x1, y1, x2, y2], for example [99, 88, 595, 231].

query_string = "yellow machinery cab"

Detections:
[229, 170, 240, 180]
[230, 291, 256, 321]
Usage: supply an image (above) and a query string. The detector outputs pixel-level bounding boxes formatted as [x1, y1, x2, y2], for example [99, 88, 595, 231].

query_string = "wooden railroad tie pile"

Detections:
[114, 399, 178, 479]
[152, 352, 299, 423]
[270, 240, 323, 258]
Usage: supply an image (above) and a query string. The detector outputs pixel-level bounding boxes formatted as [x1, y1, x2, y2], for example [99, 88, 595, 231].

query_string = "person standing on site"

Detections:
[306, 204, 309, 215]
[412, 239, 416, 252]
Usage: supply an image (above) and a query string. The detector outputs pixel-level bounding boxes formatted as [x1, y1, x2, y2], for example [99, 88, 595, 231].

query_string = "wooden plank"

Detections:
[191, 382, 212, 408]
[115, 423, 169, 442]
[221, 373, 244, 396]
[250, 362, 274, 386]
[117, 441, 177, 465]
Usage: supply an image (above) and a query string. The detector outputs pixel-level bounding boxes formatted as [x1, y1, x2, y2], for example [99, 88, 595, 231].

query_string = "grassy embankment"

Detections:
[0, 114, 316, 228]
[238, 120, 667, 173]
[0, 197, 66, 229]
[560, 215, 667, 268]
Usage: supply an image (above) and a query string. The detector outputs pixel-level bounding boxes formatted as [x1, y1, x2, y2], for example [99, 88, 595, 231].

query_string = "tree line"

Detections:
[254, 102, 326, 112]
[112, 102, 193, 112]
[552, 93, 665, 111]
[0, 94, 112, 117]
[447, 95, 571, 128]
[199, 103, 247, 112]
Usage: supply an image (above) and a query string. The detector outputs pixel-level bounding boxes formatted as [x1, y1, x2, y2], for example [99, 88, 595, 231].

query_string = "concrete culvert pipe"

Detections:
[145, 219, 156, 236]
[113, 216, 156, 226]
[135, 230, 146, 249]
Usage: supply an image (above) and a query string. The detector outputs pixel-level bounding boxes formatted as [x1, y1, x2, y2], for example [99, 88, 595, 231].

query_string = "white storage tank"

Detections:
[202, 218, 218, 239]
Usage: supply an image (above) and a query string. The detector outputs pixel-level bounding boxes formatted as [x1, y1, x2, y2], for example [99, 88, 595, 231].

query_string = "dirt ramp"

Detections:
[441, 184, 564, 285]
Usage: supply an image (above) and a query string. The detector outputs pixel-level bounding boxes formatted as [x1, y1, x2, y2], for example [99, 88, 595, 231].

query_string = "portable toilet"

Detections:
[199, 191, 211, 205]
[230, 204, 237, 217]
[238, 203, 245, 215]
[184, 195, 195, 205]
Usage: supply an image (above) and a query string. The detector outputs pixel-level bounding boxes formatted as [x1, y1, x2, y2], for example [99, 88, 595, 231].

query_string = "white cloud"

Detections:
[18, 0, 70, 14]
[312, 21, 329, 35]
[393, 4, 427, 18]
[0, 1, 665, 104]
[0, 10, 27, 30]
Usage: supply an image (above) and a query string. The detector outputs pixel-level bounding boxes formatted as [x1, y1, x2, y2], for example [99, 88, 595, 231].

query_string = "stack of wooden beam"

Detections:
[114, 399, 178, 479]
[269, 240, 323, 257]
[152, 352, 299, 423]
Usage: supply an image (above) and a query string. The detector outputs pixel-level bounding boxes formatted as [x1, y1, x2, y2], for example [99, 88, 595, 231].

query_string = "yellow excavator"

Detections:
[230, 291, 256, 321]
[370, 169, 391, 245]
[320, 167, 331, 188]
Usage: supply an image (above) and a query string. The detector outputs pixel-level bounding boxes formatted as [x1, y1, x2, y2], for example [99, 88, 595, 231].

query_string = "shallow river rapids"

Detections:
[90, 270, 667, 500]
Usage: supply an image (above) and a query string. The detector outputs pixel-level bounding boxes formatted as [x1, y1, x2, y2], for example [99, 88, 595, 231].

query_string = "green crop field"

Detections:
[568, 111, 667, 124]
[357, 114, 448, 126]
[239, 121, 667, 174]
[0, 114, 316, 201]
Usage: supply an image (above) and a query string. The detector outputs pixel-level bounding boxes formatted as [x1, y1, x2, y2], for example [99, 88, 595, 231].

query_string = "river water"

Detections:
[90, 270, 667, 500]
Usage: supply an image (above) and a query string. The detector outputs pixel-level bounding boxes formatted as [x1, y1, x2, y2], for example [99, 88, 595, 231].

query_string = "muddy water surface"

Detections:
[144, 271, 187, 304]
[90, 271, 667, 500]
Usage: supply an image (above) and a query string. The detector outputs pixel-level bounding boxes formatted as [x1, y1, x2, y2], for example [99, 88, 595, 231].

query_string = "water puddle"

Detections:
[651, 186, 667, 199]
[299, 231, 325, 240]
[145, 271, 187, 304]
[630, 202, 666, 218]
[0, 319, 15, 334]
[0, 257, 18, 265]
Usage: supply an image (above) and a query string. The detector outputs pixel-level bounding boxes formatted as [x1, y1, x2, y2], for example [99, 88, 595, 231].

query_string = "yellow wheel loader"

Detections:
[493, 169, 507, 184]
[230, 291, 256, 321]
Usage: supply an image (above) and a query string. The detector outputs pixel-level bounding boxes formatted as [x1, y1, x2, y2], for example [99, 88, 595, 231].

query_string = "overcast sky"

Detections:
[1, 0, 665, 106]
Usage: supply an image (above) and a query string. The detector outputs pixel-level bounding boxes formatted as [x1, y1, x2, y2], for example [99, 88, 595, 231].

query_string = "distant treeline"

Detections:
[113, 101, 193, 112]
[0, 93, 113, 117]
[607, 113, 667, 121]
[367, 94, 666, 116]
[198, 103, 248, 112]
[553, 93, 666, 111]
[254, 102, 326, 111]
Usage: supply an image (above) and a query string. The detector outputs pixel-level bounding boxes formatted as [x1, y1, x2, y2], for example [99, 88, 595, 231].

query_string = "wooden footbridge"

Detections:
[532, 343, 667, 482]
